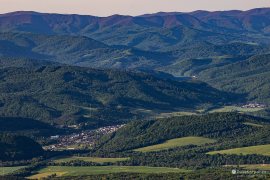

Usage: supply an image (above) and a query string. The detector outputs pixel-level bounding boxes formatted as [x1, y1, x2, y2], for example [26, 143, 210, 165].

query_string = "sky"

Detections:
[1, 0, 270, 16]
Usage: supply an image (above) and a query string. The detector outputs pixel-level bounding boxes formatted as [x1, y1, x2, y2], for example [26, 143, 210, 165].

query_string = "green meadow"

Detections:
[28, 166, 191, 179]
[53, 156, 129, 163]
[0, 166, 26, 176]
[208, 144, 270, 156]
[134, 136, 216, 152]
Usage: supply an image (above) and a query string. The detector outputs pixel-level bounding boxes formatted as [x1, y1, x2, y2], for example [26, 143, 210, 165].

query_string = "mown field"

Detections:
[28, 166, 191, 179]
[208, 144, 270, 156]
[0, 166, 26, 176]
[134, 136, 216, 152]
[54, 156, 129, 163]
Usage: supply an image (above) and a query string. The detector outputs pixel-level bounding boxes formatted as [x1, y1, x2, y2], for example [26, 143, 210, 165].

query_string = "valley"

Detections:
[0, 7, 270, 179]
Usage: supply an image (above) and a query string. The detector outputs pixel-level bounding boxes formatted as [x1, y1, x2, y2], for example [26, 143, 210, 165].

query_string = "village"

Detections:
[44, 124, 125, 151]
[240, 103, 267, 109]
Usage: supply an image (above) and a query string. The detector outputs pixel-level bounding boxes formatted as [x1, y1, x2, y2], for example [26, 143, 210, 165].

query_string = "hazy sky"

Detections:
[1, 0, 270, 16]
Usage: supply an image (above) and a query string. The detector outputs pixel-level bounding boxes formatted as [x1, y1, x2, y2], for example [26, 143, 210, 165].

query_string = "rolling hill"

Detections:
[0, 32, 267, 72]
[0, 32, 175, 69]
[0, 32, 268, 108]
[198, 54, 270, 104]
[96, 113, 270, 152]
[0, 58, 233, 128]
[0, 133, 44, 161]
[0, 117, 61, 140]
[93, 112, 270, 169]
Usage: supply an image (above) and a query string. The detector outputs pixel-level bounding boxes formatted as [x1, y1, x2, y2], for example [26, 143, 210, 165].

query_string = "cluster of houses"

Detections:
[241, 103, 267, 108]
[44, 124, 125, 151]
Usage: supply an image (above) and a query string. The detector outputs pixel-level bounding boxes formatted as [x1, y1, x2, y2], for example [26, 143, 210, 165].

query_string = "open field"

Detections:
[134, 136, 216, 152]
[208, 144, 270, 156]
[156, 105, 265, 119]
[209, 106, 264, 113]
[131, 108, 199, 119]
[0, 166, 26, 176]
[157, 111, 198, 118]
[28, 166, 191, 179]
[53, 156, 129, 163]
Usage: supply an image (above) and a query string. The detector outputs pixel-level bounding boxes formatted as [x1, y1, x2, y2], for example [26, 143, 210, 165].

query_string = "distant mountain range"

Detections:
[0, 8, 270, 51]
[2, 8, 270, 33]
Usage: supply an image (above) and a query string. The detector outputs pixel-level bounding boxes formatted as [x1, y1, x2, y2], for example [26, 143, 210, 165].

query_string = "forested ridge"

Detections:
[90, 113, 270, 169]
[96, 113, 270, 152]
[0, 59, 233, 127]
[199, 54, 270, 104]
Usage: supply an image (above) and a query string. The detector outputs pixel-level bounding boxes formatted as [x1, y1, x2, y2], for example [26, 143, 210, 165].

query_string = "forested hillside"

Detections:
[0, 32, 175, 69]
[0, 59, 232, 127]
[0, 117, 61, 140]
[0, 32, 269, 105]
[0, 134, 44, 161]
[199, 54, 270, 104]
[96, 113, 270, 152]
[0, 31, 269, 105]
[0, 32, 267, 69]
[90, 112, 270, 170]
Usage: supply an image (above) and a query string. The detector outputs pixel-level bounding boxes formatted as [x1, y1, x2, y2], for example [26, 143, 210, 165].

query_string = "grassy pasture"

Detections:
[28, 166, 191, 179]
[0, 166, 26, 176]
[53, 156, 129, 163]
[208, 144, 270, 156]
[134, 136, 216, 152]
